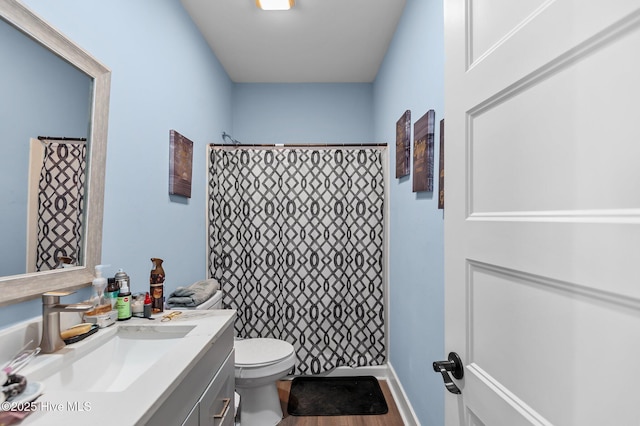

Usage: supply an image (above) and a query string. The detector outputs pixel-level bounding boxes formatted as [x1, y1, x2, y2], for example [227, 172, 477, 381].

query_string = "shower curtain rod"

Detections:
[217, 132, 386, 148]
[210, 142, 388, 148]
[37, 136, 87, 142]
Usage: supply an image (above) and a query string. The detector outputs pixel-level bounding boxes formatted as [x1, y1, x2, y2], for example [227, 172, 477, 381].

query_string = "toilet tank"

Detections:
[198, 291, 223, 310]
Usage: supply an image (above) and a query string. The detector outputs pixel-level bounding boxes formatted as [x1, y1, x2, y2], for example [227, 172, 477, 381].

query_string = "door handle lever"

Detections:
[432, 352, 464, 394]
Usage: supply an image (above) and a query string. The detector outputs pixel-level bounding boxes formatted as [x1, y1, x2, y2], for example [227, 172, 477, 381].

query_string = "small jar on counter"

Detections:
[131, 293, 145, 317]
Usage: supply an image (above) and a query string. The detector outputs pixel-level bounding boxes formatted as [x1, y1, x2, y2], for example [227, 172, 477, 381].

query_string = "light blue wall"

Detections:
[0, 0, 233, 327]
[373, 0, 445, 424]
[231, 83, 374, 143]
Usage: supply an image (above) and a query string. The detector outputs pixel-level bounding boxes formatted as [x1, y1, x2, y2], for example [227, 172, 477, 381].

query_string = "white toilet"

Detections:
[234, 337, 296, 426]
[174, 291, 296, 426]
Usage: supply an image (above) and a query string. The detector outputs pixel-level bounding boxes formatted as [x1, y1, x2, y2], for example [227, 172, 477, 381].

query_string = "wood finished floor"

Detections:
[276, 379, 404, 426]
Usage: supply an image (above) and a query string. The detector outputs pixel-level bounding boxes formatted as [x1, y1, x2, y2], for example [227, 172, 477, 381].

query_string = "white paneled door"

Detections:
[443, 0, 640, 425]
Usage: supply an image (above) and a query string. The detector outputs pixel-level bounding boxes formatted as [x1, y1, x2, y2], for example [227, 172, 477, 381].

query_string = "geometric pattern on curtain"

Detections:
[36, 141, 87, 271]
[208, 147, 386, 375]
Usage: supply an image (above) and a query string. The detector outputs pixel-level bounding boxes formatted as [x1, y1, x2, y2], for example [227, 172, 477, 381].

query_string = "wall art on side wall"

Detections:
[395, 110, 411, 178]
[169, 129, 193, 198]
[412, 109, 435, 192]
[438, 118, 445, 209]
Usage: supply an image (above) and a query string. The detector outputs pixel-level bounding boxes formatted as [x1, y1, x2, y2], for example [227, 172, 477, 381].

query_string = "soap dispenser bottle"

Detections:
[116, 279, 132, 321]
[89, 264, 111, 315]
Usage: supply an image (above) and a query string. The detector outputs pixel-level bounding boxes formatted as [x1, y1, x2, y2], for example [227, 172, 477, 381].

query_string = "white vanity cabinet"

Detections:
[147, 320, 235, 426]
[184, 350, 235, 426]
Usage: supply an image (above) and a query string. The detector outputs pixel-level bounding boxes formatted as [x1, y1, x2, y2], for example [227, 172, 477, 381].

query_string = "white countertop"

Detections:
[8, 309, 235, 425]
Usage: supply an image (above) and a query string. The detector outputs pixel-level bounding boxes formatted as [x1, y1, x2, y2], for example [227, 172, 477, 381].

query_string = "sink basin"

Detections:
[0, 310, 236, 425]
[28, 324, 196, 392]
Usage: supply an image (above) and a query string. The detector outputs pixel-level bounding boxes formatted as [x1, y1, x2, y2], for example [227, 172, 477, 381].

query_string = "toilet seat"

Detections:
[235, 338, 294, 367]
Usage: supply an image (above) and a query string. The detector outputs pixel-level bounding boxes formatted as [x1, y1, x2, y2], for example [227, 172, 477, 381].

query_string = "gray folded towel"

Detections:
[166, 279, 219, 307]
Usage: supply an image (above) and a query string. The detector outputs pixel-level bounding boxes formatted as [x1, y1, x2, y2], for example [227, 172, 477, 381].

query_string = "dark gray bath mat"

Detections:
[287, 375, 388, 416]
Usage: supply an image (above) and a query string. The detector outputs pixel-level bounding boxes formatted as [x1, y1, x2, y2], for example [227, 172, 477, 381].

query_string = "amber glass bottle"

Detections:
[150, 258, 165, 313]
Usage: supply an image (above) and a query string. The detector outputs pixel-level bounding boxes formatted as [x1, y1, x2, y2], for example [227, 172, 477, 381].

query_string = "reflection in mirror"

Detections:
[26, 137, 88, 273]
[0, 0, 110, 307]
[0, 17, 92, 276]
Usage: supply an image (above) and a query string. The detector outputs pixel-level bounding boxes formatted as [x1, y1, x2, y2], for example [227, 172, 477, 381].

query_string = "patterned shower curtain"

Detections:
[35, 141, 87, 271]
[208, 147, 386, 374]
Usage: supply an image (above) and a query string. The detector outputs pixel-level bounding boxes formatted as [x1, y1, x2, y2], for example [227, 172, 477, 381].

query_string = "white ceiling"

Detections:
[180, 0, 406, 83]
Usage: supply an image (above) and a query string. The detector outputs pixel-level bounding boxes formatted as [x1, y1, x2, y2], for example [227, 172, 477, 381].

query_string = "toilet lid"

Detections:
[235, 338, 294, 367]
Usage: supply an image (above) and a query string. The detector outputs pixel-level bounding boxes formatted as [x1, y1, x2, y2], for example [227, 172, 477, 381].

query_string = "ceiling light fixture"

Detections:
[255, 0, 295, 11]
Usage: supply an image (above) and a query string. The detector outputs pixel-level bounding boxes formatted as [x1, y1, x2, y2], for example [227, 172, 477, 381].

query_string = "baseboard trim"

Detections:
[387, 362, 421, 426]
[311, 364, 390, 378]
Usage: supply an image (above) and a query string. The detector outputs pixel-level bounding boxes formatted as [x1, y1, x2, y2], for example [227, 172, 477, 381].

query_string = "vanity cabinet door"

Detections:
[182, 403, 200, 426]
[147, 323, 234, 425]
[199, 349, 235, 426]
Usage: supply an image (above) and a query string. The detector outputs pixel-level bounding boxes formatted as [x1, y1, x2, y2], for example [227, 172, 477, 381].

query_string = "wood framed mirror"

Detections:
[0, 0, 110, 306]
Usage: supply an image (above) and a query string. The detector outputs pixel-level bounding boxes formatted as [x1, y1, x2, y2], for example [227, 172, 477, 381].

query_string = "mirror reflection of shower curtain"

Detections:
[208, 147, 386, 375]
[27, 138, 86, 272]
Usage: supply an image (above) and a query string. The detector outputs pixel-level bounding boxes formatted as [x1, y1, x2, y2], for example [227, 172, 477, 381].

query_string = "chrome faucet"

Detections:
[40, 291, 93, 354]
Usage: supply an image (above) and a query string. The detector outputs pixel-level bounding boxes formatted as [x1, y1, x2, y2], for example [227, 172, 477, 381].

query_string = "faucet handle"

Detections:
[42, 290, 76, 305]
